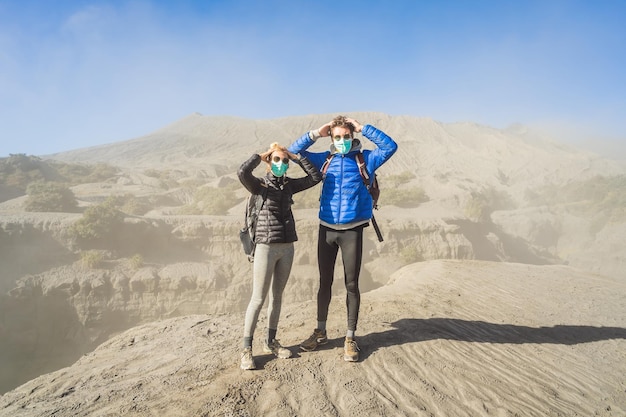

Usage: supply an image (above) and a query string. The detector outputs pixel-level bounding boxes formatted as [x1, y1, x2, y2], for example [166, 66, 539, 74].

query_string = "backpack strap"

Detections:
[356, 153, 379, 208]
[355, 153, 371, 187]
[244, 178, 268, 232]
[321, 153, 334, 176]
[356, 153, 383, 241]
[260, 177, 269, 198]
[255, 178, 269, 224]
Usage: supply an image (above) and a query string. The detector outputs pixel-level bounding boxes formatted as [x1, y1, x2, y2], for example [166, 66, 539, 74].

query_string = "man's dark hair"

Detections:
[330, 115, 354, 134]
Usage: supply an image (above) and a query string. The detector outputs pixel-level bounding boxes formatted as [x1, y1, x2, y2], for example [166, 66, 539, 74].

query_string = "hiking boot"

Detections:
[240, 347, 256, 370]
[299, 329, 328, 352]
[263, 339, 292, 359]
[344, 337, 360, 362]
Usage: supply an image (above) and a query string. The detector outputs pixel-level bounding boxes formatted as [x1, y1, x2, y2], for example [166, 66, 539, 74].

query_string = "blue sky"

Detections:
[1, 0, 625, 159]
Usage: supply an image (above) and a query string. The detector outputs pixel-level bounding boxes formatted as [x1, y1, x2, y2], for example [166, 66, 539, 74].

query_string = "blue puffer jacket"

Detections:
[288, 124, 398, 226]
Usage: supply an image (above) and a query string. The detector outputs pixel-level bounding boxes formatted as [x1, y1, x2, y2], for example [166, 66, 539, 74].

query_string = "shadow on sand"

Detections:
[357, 318, 626, 361]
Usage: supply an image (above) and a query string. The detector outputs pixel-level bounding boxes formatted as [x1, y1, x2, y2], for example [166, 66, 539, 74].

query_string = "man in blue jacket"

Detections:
[288, 115, 398, 362]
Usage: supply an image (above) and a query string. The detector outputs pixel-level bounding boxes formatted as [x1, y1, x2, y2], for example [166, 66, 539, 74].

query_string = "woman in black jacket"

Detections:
[237, 142, 321, 370]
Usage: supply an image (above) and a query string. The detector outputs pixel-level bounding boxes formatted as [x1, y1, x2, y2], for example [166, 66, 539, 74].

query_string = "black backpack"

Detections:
[321, 152, 383, 242]
[239, 183, 268, 262]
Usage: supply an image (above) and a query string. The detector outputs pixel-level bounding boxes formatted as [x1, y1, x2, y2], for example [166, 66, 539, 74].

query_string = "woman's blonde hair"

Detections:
[264, 142, 288, 172]
[269, 142, 288, 154]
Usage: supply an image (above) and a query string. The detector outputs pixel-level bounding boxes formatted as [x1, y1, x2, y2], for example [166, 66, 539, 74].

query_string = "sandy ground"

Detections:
[1, 259, 624, 417]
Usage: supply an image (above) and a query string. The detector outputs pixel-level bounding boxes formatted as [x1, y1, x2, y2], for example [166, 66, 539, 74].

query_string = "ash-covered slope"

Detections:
[1, 260, 624, 417]
[47, 112, 624, 184]
[46, 113, 319, 171]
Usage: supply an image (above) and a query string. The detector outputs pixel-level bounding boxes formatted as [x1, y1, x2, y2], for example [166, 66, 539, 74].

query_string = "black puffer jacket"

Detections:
[238, 154, 321, 244]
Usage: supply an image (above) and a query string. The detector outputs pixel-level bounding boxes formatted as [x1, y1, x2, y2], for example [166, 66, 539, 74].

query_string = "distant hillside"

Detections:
[0, 154, 119, 203]
[47, 112, 622, 173]
[45, 112, 626, 202]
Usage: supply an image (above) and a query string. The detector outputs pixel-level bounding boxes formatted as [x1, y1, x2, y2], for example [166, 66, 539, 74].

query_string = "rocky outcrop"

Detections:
[1, 260, 624, 417]
[0, 209, 557, 393]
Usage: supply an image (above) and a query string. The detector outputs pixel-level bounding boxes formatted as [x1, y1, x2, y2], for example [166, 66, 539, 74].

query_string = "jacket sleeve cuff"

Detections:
[308, 129, 322, 141]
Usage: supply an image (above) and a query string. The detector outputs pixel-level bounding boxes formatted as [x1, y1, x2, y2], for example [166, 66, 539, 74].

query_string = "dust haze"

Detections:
[0, 112, 625, 416]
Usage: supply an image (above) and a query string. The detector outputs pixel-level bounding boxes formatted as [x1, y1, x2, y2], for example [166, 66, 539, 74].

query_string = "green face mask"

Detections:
[333, 138, 353, 154]
[271, 160, 288, 177]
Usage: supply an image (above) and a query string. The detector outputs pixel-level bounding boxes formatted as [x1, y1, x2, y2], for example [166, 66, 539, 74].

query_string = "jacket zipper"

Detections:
[337, 155, 344, 223]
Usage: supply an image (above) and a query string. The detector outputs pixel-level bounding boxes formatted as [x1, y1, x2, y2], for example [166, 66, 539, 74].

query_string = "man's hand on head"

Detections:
[346, 118, 363, 133]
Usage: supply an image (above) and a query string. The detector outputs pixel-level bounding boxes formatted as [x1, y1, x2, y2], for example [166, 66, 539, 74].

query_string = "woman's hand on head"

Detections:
[259, 150, 273, 163]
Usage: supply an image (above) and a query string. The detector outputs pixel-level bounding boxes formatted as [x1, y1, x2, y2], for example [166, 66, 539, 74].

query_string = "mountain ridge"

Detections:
[46, 112, 623, 174]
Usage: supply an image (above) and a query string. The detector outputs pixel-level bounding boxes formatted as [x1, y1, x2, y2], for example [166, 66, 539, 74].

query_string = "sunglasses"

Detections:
[332, 134, 352, 141]
[272, 156, 289, 164]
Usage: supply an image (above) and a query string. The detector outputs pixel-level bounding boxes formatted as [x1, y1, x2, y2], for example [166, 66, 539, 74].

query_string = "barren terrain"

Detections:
[1, 260, 624, 416]
[1, 112, 625, 415]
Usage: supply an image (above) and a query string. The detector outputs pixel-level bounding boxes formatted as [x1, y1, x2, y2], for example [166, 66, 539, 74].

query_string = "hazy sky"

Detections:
[1, 0, 625, 159]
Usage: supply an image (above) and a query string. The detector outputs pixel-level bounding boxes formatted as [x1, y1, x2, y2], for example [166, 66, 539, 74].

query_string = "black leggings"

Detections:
[317, 224, 364, 331]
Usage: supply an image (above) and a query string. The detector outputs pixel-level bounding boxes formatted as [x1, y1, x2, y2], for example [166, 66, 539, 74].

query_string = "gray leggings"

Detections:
[243, 242, 294, 339]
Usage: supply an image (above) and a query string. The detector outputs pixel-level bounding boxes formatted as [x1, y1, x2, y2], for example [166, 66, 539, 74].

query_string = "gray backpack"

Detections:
[239, 183, 268, 262]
